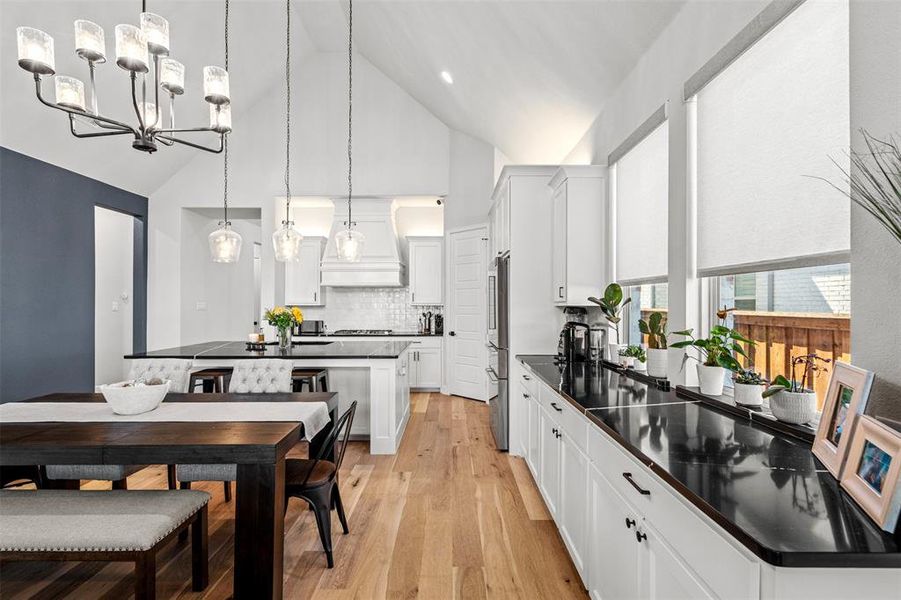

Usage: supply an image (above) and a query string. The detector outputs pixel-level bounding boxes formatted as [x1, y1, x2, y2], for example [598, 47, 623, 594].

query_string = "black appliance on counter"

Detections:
[434, 314, 444, 335]
[294, 319, 325, 336]
[558, 321, 590, 363]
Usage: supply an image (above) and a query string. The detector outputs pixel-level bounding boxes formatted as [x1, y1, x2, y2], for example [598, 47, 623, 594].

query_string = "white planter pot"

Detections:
[620, 355, 634, 368]
[769, 390, 818, 425]
[696, 364, 726, 396]
[608, 343, 625, 364]
[646, 348, 668, 378]
[633, 359, 647, 372]
[733, 382, 764, 407]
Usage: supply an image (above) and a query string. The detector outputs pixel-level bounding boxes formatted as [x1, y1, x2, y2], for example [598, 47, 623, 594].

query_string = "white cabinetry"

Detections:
[407, 237, 444, 305]
[560, 429, 590, 579]
[588, 464, 642, 600]
[548, 166, 607, 306]
[407, 337, 443, 390]
[285, 236, 326, 306]
[538, 404, 561, 518]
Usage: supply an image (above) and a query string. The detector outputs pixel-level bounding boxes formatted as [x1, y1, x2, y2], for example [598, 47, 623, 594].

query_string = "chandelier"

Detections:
[15, 0, 232, 154]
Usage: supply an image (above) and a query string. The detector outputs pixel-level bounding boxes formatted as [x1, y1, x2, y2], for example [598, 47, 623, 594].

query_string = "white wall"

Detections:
[445, 130, 497, 231]
[178, 208, 261, 345]
[94, 207, 133, 385]
[849, 0, 901, 422]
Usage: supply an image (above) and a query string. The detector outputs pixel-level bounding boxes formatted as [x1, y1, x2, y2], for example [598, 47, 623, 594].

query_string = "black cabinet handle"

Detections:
[622, 472, 651, 496]
[523, 393, 530, 399]
[625, 517, 636, 529]
[552, 427, 557, 435]
[523, 375, 531, 381]
[558, 286, 564, 298]
[550, 402, 563, 412]
[635, 530, 647, 543]
[449, 331, 456, 336]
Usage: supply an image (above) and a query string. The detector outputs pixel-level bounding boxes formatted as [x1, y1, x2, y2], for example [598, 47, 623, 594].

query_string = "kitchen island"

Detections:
[126, 340, 411, 454]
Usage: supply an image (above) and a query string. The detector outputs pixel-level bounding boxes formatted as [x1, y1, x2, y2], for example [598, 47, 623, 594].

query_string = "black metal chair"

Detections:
[284, 401, 356, 568]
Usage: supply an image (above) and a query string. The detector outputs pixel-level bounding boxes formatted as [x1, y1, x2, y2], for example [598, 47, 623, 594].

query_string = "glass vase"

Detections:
[278, 327, 290, 351]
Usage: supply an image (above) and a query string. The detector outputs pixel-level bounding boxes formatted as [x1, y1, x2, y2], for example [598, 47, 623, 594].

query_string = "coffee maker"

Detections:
[557, 322, 590, 363]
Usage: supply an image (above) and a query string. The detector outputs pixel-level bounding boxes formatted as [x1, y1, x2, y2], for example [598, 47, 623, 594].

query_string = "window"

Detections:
[626, 283, 668, 346]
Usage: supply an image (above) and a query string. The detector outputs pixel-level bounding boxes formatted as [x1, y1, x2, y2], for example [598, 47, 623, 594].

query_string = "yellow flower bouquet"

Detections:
[265, 306, 303, 349]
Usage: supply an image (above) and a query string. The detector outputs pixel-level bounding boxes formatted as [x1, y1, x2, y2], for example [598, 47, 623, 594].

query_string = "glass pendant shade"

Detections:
[203, 66, 230, 105]
[16, 27, 55, 75]
[54, 76, 85, 111]
[159, 58, 184, 94]
[335, 229, 365, 262]
[210, 102, 232, 132]
[273, 222, 303, 262]
[140, 12, 169, 56]
[209, 222, 243, 263]
[115, 24, 148, 73]
[74, 20, 105, 63]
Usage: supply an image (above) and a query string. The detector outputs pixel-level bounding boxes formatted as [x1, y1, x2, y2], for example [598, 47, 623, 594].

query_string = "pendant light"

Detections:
[335, 0, 364, 262]
[208, 0, 241, 263]
[272, 0, 302, 262]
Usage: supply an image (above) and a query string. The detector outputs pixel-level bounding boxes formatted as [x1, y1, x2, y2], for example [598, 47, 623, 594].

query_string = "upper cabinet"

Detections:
[407, 236, 444, 305]
[548, 166, 607, 306]
[285, 236, 326, 306]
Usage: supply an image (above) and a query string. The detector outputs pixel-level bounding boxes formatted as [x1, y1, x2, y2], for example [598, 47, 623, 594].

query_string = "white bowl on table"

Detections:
[100, 380, 170, 415]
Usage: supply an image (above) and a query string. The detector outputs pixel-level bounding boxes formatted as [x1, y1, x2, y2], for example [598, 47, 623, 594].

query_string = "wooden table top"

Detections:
[0, 392, 338, 467]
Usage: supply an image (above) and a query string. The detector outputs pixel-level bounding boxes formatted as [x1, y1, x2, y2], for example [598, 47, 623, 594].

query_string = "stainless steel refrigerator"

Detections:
[488, 252, 509, 451]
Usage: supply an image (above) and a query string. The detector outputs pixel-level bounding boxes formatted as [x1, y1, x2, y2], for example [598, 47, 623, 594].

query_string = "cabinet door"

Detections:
[488, 207, 497, 267]
[560, 431, 589, 581]
[640, 522, 715, 600]
[409, 239, 443, 305]
[414, 347, 442, 388]
[588, 465, 642, 600]
[552, 183, 567, 303]
[527, 390, 540, 478]
[285, 240, 323, 305]
[539, 407, 561, 518]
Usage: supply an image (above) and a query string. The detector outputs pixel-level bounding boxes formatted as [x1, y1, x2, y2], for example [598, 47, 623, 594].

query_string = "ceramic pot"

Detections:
[733, 382, 764, 407]
[697, 364, 726, 396]
[608, 343, 625, 364]
[633, 359, 647, 372]
[769, 390, 818, 425]
[646, 348, 668, 378]
[620, 356, 635, 368]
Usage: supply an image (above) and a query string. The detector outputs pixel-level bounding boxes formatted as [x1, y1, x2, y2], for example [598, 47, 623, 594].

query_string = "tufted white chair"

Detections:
[172, 359, 293, 502]
[128, 358, 193, 393]
[227, 360, 293, 394]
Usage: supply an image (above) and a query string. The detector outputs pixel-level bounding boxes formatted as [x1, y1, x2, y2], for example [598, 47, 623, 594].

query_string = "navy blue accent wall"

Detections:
[0, 147, 148, 402]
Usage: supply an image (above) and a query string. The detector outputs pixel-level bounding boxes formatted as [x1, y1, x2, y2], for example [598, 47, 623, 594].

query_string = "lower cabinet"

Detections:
[538, 405, 561, 518]
[560, 431, 589, 580]
[640, 520, 715, 600]
[408, 339, 443, 389]
[588, 464, 642, 600]
[526, 388, 540, 477]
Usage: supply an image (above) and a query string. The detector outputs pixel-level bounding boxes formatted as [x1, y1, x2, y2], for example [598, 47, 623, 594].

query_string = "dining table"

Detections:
[0, 391, 338, 600]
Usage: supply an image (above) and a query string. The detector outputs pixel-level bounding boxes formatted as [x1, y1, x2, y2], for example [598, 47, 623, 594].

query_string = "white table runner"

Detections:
[0, 402, 331, 441]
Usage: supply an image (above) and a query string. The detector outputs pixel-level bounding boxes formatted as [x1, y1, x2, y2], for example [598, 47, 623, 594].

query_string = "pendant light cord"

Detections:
[222, 0, 230, 225]
[284, 0, 291, 225]
[346, 0, 353, 230]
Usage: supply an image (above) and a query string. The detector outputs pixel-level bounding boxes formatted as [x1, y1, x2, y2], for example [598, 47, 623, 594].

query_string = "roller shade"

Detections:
[613, 120, 668, 286]
[695, 0, 850, 278]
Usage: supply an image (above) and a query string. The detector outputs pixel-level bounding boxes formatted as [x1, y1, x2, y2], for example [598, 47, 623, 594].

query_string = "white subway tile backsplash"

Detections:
[296, 287, 442, 332]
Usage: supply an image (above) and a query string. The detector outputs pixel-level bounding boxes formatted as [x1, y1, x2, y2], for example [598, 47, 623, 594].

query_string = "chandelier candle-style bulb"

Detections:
[210, 103, 232, 133]
[140, 12, 169, 56]
[159, 58, 184, 94]
[74, 20, 105, 62]
[140, 101, 158, 128]
[336, 229, 366, 262]
[273, 222, 303, 262]
[203, 66, 230, 105]
[209, 222, 243, 263]
[54, 75, 85, 111]
[16, 27, 55, 75]
[115, 24, 148, 73]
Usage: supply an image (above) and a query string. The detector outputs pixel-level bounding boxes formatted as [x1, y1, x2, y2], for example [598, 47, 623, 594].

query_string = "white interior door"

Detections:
[94, 206, 134, 386]
[447, 226, 488, 400]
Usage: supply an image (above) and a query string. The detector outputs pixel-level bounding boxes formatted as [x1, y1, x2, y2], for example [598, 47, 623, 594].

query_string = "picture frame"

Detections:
[840, 415, 901, 533]
[812, 362, 874, 477]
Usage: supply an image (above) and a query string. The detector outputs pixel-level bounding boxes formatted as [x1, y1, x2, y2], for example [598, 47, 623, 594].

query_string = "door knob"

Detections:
[625, 518, 636, 529]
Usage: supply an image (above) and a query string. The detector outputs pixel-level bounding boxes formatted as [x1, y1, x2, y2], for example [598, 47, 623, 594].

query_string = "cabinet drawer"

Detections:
[588, 426, 759, 600]
[558, 397, 588, 455]
[537, 382, 562, 421]
[518, 364, 537, 398]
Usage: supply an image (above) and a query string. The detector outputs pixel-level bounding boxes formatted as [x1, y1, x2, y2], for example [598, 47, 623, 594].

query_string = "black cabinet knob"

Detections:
[625, 517, 636, 529]
[635, 530, 647, 543]
[449, 331, 456, 336]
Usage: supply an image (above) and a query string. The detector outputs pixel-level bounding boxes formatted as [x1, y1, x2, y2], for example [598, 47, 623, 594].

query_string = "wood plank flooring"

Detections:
[0, 393, 587, 599]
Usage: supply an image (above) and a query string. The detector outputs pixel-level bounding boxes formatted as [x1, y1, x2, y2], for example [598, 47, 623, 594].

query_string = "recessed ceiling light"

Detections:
[440, 71, 454, 85]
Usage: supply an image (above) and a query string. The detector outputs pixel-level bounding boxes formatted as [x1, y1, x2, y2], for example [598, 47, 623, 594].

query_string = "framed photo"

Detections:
[840, 416, 901, 533]
[813, 362, 874, 477]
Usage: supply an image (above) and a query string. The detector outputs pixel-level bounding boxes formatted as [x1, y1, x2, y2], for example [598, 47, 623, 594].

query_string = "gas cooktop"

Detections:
[333, 329, 393, 335]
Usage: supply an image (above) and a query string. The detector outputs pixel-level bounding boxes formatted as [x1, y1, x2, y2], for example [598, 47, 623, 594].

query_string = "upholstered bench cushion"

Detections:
[177, 464, 236, 482]
[45, 464, 145, 481]
[228, 359, 293, 393]
[0, 490, 210, 552]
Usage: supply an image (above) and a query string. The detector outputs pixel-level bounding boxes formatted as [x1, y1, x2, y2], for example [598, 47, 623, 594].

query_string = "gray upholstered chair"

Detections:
[173, 360, 293, 502]
[45, 359, 194, 489]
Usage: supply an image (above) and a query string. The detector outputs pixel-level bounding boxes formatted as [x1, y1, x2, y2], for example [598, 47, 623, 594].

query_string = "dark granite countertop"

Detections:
[308, 332, 442, 338]
[126, 340, 412, 360]
[517, 355, 901, 568]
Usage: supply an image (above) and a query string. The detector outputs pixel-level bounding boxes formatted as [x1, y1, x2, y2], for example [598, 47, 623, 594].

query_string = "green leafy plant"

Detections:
[734, 369, 766, 386]
[638, 311, 668, 349]
[762, 353, 831, 398]
[588, 283, 632, 344]
[670, 321, 753, 372]
[620, 345, 646, 363]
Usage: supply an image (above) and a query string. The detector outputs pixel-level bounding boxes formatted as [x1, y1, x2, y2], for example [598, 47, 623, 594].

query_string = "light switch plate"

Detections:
[196, 301, 207, 311]
[111, 301, 120, 312]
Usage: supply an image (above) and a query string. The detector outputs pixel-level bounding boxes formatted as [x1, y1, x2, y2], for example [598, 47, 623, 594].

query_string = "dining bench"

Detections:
[0, 489, 210, 599]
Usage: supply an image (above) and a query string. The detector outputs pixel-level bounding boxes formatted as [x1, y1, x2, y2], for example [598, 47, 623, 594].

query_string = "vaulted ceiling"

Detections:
[0, 0, 685, 195]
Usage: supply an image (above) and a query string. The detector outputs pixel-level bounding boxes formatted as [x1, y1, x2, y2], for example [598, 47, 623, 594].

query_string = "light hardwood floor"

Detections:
[0, 393, 587, 599]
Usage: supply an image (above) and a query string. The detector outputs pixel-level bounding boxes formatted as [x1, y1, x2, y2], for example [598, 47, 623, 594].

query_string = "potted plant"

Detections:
[619, 345, 646, 370]
[762, 353, 831, 425]
[733, 369, 766, 407]
[670, 322, 751, 396]
[639, 311, 668, 378]
[265, 306, 304, 350]
[589, 283, 631, 364]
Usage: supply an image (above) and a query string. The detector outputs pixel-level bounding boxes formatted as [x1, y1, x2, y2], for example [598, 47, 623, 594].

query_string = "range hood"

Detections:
[321, 198, 407, 287]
